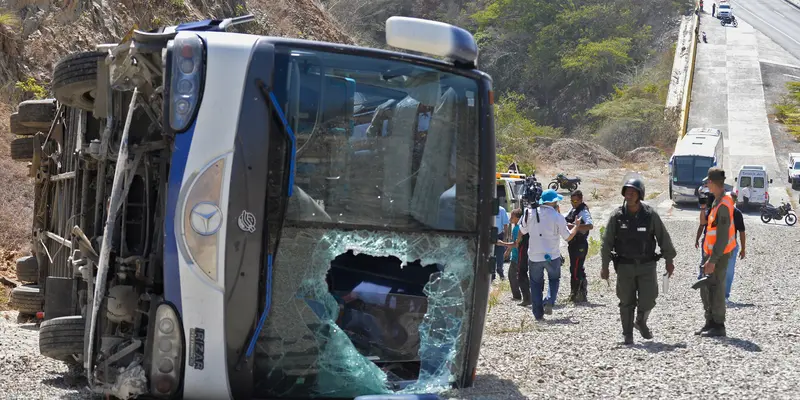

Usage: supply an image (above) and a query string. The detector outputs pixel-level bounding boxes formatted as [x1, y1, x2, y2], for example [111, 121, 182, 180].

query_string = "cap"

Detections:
[704, 167, 726, 182]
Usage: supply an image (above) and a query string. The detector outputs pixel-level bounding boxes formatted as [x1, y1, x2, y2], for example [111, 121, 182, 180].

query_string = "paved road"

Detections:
[665, 11, 793, 222]
[729, 0, 800, 63]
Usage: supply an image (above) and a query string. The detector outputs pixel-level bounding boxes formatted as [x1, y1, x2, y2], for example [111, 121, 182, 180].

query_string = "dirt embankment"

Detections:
[0, 0, 350, 305]
[534, 137, 622, 170]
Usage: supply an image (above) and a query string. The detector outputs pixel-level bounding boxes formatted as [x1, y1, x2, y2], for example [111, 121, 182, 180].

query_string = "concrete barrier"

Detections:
[677, 8, 700, 139]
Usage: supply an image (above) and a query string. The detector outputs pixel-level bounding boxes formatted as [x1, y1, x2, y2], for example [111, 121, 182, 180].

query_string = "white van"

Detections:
[717, 3, 732, 18]
[787, 153, 800, 188]
[735, 165, 772, 206]
[669, 128, 724, 203]
[496, 172, 526, 212]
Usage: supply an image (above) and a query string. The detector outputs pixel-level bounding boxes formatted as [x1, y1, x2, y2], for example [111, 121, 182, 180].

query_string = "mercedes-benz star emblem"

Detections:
[190, 202, 223, 236]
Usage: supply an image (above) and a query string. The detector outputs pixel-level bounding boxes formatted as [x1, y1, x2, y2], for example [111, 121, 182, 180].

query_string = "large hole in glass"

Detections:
[253, 228, 475, 398]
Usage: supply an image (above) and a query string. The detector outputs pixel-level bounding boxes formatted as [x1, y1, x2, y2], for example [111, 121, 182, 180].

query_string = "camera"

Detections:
[520, 174, 543, 208]
[698, 186, 714, 206]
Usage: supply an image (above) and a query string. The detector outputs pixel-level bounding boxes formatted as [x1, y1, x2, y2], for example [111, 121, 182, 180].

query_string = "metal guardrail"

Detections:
[678, 5, 701, 138]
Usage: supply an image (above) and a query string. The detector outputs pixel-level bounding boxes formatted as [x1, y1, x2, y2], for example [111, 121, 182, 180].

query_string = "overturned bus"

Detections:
[6, 14, 496, 399]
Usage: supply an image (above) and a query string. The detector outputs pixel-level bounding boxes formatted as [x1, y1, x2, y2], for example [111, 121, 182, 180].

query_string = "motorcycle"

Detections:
[548, 173, 581, 192]
[720, 15, 738, 27]
[760, 202, 797, 226]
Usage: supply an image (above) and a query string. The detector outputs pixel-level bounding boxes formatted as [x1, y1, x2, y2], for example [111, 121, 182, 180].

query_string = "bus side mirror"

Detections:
[770, 179, 773, 183]
[734, 177, 737, 182]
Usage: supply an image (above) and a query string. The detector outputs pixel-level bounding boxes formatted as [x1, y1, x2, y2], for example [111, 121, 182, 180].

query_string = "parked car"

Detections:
[787, 152, 800, 188]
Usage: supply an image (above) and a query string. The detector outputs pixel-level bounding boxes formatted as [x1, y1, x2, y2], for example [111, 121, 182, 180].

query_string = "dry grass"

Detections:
[0, 286, 9, 311]
[0, 248, 22, 312]
[0, 11, 20, 29]
[0, 100, 33, 252]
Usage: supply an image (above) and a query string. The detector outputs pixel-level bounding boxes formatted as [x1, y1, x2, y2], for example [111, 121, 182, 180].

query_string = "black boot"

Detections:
[518, 271, 531, 307]
[634, 310, 653, 339]
[576, 278, 588, 303]
[621, 309, 635, 345]
[568, 280, 578, 303]
[695, 319, 714, 335]
[509, 262, 521, 301]
[701, 322, 726, 337]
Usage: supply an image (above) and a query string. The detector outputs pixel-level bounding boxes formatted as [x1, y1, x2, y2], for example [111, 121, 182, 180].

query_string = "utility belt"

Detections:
[611, 252, 662, 269]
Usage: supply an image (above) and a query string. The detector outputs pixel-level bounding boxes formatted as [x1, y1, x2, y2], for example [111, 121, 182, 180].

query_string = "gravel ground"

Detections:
[0, 313, 91, 399]
[761, 60, 800, 199]
[449, 218, 800, 399]
[2, 218, 798, 399]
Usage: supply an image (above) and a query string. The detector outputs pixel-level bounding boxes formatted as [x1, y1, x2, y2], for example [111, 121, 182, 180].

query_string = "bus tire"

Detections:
[10, 136, 35, 162]
[39, 315, 85, 362]
[16, 99, 57, 129]
[15, 256, 39, 283]
[9, 112, 41, 136]
[53, 51, 105, 112]
[10, 284, 43, 315]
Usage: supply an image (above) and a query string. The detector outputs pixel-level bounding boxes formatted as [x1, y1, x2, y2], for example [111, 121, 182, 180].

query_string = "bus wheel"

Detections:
[15, 256, 39, 283]
[53, 51, 105, 112]
[39, 316, 85, 363]
[10, 284, 43, 315]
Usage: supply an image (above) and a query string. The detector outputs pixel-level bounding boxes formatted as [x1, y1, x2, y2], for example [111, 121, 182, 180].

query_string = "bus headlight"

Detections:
[149, 303, 183, 398]
[166, 33, 205, 132]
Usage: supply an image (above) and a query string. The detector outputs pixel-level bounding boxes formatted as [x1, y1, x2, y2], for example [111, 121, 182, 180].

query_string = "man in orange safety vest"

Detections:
[696, 167, 736, 338]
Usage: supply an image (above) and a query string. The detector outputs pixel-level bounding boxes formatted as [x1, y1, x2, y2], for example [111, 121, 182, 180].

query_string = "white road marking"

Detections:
[731, 1, 800, 47]
[760, 59, 800, 69]
[783, 74, 800, 79]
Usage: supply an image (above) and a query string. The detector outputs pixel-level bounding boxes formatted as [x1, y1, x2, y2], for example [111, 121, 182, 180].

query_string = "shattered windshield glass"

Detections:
[253, 46, 482, 398]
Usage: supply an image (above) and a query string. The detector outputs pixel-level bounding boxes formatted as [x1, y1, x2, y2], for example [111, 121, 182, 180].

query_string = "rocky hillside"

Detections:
[0, 0, 351, 291]
[1, 0, 351, 86]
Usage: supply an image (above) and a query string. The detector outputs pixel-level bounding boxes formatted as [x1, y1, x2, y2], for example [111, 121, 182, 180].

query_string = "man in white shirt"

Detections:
[519, 189, 582, 320]
[739, 184, 751, 208]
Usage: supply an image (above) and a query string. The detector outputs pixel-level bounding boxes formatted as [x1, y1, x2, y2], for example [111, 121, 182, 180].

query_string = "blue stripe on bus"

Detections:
[164, 122, 197, 314]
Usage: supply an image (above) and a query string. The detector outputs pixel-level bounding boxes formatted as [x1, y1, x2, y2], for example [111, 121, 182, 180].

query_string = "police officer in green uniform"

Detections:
[601, 175, 677, 345]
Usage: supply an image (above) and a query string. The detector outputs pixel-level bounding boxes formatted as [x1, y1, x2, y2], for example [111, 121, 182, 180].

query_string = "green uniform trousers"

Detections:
[616, 262, 659, 313]
[700, 252, 731, 324]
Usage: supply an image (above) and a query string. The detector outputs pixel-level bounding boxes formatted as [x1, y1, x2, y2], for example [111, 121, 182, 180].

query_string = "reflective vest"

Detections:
[704, 194, 736, 255]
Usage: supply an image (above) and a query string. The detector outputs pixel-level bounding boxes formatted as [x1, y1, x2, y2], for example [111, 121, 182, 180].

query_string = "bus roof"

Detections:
[673, 128, 722, 158]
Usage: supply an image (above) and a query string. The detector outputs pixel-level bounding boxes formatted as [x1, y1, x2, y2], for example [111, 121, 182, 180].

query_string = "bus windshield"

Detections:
[673, 156, 714, 185]
[255, 45, 485, 399]
[274, 47, 480, 232]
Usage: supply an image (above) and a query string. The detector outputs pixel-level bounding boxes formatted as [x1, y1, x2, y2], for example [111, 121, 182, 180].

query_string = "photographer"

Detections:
[519, 189, 582, 320]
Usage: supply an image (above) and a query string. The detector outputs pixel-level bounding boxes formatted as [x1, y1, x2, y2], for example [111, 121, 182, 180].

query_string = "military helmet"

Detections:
[620, 172, 645, 198]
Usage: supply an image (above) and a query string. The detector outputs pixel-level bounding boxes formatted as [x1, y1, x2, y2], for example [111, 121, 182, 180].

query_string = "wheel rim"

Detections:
[761, 213, 772, 223]
[787, 214, 797, 226]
